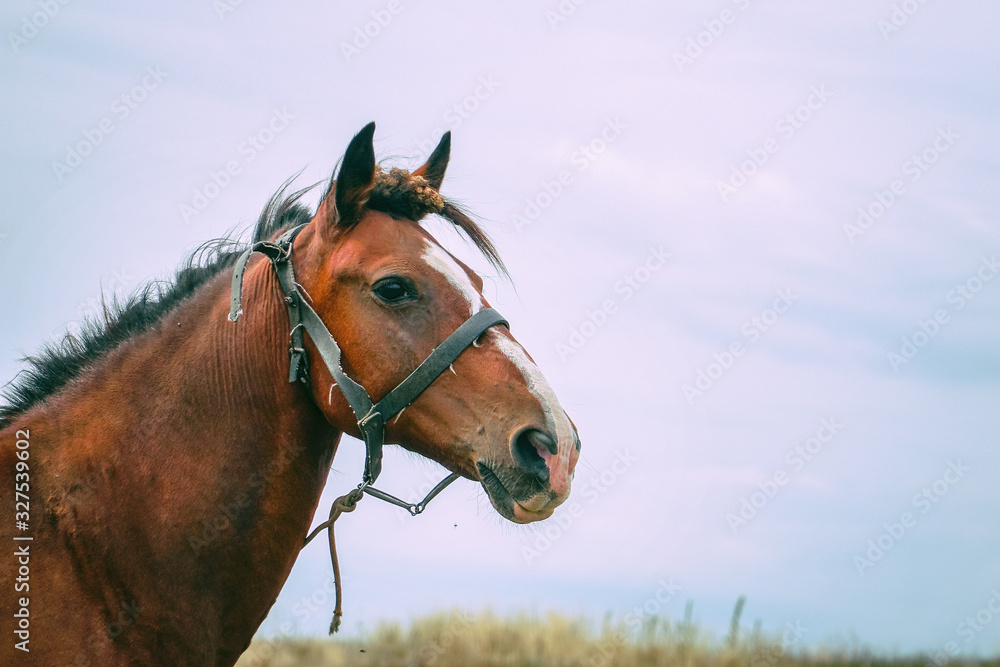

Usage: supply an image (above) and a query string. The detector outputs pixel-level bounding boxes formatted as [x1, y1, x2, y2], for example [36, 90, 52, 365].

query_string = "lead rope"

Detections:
[302, 486, 366, 633]
[300, 473, 460, 633]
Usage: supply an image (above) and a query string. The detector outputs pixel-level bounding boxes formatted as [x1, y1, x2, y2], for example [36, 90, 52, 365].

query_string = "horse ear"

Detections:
[316, 122, 377, 232]
[412, 131, 450, 190]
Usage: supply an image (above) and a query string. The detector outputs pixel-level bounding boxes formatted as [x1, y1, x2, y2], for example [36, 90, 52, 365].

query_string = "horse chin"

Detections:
[477, 463, 556, 524]
[511, 503, 555, 524]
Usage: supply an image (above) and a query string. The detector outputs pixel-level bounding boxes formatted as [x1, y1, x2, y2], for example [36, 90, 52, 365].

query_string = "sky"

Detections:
[2, 0, 999, 657]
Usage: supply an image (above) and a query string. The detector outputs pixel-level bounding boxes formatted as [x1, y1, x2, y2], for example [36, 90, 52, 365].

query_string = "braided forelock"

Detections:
[365, 167, 508, 278]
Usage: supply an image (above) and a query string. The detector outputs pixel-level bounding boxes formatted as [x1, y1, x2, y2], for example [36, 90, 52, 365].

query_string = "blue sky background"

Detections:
[2, 0, 999, 656]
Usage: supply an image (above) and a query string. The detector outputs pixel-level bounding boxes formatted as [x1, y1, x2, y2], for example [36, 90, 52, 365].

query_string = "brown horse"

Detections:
[0, 124, 580, 666]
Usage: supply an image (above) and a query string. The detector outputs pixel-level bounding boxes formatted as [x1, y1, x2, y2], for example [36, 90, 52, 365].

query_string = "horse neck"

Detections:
[45, 254, 341, 657]
[147, 252, 338, 479]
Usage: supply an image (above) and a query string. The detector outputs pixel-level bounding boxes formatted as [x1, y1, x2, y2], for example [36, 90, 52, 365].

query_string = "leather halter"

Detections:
[227, 222, 508, 498]
[227, 221, 509, 632]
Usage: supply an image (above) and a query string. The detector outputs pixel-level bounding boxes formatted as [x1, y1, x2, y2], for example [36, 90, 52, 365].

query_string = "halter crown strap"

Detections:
[229, 225, 306, 323]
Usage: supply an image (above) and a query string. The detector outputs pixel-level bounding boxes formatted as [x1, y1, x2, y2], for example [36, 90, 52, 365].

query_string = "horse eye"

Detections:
[373, 279, 411, 303]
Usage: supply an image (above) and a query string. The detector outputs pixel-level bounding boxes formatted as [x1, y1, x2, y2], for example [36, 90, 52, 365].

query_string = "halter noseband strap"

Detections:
[227, 223, 508, 487]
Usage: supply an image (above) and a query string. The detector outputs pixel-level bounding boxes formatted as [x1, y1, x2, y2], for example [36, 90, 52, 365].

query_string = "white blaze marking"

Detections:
[421, 239, 575, 493]
[421, 241, 482, 315]
[491, 333, 576, 469]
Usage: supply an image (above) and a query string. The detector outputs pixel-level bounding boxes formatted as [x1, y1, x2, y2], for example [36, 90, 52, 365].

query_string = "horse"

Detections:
[0, 123, 581, 666]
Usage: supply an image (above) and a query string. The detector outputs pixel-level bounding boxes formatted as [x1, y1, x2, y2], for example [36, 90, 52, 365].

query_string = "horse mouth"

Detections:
[477, 463, 554, 524]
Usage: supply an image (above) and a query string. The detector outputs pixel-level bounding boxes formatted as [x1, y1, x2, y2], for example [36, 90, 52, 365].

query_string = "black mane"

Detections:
[0, 172, 505, 429]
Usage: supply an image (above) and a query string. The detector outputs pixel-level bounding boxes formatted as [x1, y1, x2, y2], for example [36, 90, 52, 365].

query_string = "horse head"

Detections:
[290, 123, 581, 523]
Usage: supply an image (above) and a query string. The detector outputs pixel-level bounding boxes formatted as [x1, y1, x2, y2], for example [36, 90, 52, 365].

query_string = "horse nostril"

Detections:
[530, 428, 558, 455]
[511, 428, 553, 484]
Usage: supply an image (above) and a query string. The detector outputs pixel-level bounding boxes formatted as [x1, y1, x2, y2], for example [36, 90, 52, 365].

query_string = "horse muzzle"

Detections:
[477, 424, 581, 524]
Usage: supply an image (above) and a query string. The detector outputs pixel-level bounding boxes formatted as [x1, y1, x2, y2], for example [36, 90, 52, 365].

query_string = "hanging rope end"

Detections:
[329, 611, 343, 634]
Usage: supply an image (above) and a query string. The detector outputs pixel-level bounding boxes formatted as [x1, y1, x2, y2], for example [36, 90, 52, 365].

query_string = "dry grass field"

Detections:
[234, 604, 988, 667]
